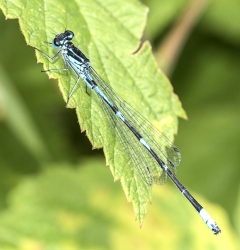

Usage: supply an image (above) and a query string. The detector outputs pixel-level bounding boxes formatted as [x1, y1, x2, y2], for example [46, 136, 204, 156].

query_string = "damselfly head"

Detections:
[52, 30, 74, 49]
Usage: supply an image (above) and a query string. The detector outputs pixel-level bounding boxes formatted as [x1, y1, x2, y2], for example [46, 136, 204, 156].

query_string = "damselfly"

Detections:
[36, 30, 221, 235]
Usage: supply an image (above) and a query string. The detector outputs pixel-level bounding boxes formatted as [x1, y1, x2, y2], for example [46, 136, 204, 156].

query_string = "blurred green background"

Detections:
[0, 0, 240, 249]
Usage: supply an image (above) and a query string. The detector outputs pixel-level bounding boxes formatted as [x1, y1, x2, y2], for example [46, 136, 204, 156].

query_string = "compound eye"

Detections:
[52, 38, 61, 48]
[65, 30, 74, 40]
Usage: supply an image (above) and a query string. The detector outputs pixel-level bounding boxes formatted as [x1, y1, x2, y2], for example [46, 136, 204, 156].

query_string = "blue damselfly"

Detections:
[36, 30, 221, 235]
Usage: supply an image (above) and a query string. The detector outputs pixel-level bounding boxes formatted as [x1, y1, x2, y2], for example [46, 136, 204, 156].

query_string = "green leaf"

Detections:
[0, 0, 185, 224]
[235, 186, 240, 238]
[0, 160, 237, 249]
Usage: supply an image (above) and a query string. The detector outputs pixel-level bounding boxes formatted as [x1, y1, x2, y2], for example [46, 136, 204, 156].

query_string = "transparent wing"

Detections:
[101, 99, 156, 186]
[89, 67, 181, 185]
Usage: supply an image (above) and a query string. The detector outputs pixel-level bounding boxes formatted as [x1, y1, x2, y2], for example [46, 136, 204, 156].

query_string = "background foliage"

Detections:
[0, 0, 240, 249]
